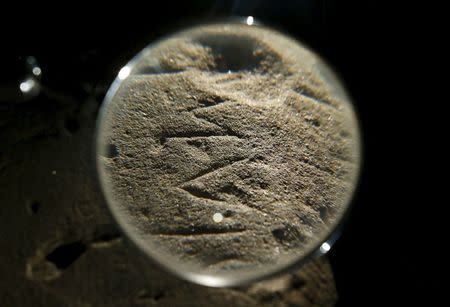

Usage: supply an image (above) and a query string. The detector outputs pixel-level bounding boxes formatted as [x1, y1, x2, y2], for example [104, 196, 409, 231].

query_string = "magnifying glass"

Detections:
[96, 19, 360, 287]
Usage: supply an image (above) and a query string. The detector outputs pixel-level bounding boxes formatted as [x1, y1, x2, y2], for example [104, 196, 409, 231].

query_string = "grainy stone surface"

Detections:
[98, 24, 359, 278]
[0, 93, 337, 306]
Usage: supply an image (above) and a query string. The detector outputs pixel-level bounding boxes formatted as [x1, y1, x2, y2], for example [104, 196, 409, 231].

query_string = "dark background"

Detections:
[3, 0, 439, 305]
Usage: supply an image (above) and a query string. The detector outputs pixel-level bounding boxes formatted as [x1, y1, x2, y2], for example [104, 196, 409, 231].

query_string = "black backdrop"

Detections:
[3, 1, 441, 305]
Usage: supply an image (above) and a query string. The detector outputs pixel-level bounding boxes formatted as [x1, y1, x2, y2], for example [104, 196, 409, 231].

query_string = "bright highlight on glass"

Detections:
[213, 213, 224, 223]
[118, 66, 131, 80]
[320, 242, 331, 254]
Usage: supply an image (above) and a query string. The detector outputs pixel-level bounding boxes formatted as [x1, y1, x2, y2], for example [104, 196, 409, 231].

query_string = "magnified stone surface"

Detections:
[98, 24, 360, 278]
